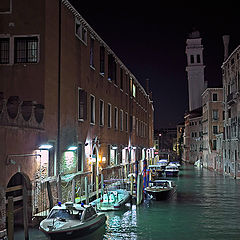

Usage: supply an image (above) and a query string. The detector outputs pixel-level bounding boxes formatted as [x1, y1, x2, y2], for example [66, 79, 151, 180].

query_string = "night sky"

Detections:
[69, 1, 240, 129]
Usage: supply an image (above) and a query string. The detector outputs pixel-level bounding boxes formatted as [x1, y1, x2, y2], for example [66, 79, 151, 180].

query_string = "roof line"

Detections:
[61, 0, 149, 98]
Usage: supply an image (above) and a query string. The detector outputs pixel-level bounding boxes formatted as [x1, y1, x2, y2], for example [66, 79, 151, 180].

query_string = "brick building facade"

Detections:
[0, 0, 154, 236]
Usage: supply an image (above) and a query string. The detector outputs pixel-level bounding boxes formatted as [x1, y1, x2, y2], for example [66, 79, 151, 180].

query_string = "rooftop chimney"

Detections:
[223, 35, 230, 61]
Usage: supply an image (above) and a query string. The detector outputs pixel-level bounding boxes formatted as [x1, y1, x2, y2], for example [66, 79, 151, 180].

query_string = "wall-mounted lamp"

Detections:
[39, 144, 53, 150]
[68, 146, 78, 151]
[112, 146, 118, 150]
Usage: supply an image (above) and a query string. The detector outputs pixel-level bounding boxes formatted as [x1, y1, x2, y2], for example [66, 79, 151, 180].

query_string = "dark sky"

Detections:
[69, 1, 240, 129]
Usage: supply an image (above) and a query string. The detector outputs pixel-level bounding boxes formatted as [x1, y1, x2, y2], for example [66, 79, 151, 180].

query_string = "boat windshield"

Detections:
[150, 181, 169, 188]
[48, 209, 83, 220]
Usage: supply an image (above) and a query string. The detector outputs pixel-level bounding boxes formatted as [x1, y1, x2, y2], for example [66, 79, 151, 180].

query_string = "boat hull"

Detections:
[40, 214, 106, 240]
[91, 189, 131, 211]
[146, 189, 174, 201]
[165, 171, 179, 177]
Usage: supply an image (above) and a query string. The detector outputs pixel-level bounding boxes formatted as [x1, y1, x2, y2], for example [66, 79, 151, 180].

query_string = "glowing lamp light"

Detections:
[102, 157, 106, 162]
[39, 144, 53, 150]
[68, 146, 78, 151]
[112, 146, 118, 150]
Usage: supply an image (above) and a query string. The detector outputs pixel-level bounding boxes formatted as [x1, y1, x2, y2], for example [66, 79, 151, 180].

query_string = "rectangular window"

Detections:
[78, 143, 83, 171]
[213, 126, 218, 134]
[212, 93, 218, 101]
[228, 108, 231, 118]
[212, 140, 217, 150]
[212, 110, 218, 120]
[129, 115, 133, 133]
[0, 38, 9, 64]
[0, 0, 12, 13]
[223, 110, 225, 120]
[197, 54, 201, 63]
[75, 19, 87, 44]
[108, 54, 113, 80]
[190, 55, 194, 63]
[90, 37, 94, 67]
[90, 95, 95, 124]
[129, 77, 133, 95]
[100, 46, 105, 74]
[125, 112, 128, 132]
[132, 83, 136, 98]
[108, 103, 111, 128]
[114, 107, 118, 130]
[14, 37, 38, 63]
[78, 88, 87, 121]
[126, 74, 129, 94]
[99, 100, 104, 126]
[120, 109, 123, 131]
[120, 68, 123, 90]
[113, 61, 117, 84]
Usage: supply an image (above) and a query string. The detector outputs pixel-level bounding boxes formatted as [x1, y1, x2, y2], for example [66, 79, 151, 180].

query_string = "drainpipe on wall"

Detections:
[57, 0, 62, 202]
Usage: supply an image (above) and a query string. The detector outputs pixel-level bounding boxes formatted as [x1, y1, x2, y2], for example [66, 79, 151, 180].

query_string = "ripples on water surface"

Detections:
[15, 165, 240, 240]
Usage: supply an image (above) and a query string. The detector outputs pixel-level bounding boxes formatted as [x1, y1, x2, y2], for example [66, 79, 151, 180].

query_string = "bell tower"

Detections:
[185, 30, 206, 111]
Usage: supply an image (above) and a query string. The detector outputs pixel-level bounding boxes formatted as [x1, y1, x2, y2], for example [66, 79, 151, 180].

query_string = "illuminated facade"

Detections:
[183, 108, 202, 164]
[201, 88, 223, 171]
[222, 45, 240, 178]
[0, 0, 154, 236]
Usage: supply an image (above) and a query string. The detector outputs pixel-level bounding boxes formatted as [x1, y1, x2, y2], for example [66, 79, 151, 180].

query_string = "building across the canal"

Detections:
[201, 88, 224, 171]
[0, 0, 154, 237]
[222, 43, 240, 178]
[183, 31, 240, 179]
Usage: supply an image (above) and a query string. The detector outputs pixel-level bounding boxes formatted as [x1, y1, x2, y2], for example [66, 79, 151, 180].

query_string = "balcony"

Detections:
[227, 92, 237, 105]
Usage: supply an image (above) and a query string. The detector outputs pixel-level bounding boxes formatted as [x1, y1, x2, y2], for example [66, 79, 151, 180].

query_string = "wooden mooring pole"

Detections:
[72, 178, 76, 203]
[7, 196, 14, 240]
[23, 182, 29, 240]
[85, 177, 89, 204]
[137, 174, 143, 205]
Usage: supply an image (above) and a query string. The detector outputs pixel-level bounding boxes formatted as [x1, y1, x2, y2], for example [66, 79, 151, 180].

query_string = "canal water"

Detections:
[15, 164, 240, 240]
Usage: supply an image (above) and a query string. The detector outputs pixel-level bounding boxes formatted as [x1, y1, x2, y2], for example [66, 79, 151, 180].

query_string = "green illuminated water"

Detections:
[15, 165, 240, 239]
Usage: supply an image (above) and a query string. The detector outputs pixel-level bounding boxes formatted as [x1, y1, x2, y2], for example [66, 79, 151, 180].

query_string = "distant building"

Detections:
[222, 44, 240, 178]
[157, 128, 177, 152]
[202, 88, 224, 170]
[183, 108, 202, 164]
[185, 30, 206, 111]
[176, 122, 185, 160]
[184, 30, 206, 164]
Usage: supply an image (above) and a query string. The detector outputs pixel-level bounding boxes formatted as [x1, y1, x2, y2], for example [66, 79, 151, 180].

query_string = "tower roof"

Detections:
[188, 30, 200, 39]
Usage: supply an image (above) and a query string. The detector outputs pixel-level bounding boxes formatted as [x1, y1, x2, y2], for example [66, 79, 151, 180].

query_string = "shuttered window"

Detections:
[78, 88, 87, 121]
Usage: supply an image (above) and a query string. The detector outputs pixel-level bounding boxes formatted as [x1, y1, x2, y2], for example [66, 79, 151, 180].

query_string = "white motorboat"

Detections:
[149, 165, 164, 180]
[194, 159, 203, 168]
[169, 161, 181, 168]
[90, 189, 131, 211]
[39, 202, 106, 239]
[145, 180, 176, 200]
[165, 163, 179, 177]
[157, 159, 168, 169]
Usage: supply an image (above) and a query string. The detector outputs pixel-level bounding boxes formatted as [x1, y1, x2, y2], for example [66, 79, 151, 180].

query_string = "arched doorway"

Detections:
[6, 172, 32, 227]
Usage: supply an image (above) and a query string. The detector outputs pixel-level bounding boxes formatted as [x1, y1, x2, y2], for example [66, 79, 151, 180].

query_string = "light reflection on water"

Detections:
[15, 165, 240, 240]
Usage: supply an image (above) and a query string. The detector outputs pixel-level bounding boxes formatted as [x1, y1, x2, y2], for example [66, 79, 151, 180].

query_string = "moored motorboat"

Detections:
[39, 202, 106, 240]
[194, 159, 203, 168]
[157, 159, 168, 170]
[149, 164, 164, 180]
[165, 163, 179, 177]
[169, 161, 181, 169]
[90, 189, 131, 211]
[145, 180, 176, 200]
